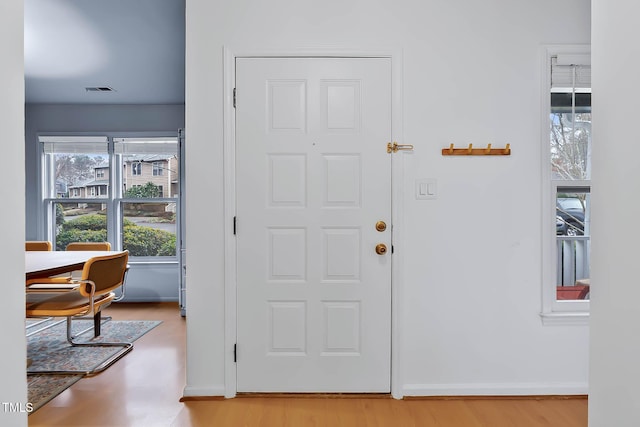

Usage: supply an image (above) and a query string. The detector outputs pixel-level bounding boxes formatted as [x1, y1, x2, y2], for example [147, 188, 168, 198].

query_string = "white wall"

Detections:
[590, 1, 640, 425]
[0, 0, 28, 424]
[184, 0, 592, 397]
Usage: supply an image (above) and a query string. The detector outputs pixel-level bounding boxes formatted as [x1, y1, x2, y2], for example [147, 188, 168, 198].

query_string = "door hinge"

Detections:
[233, 216, 237, 235]
[391, 245, 394, 254]
[233, 88, 236, 108]
[234, 343, 237, 363]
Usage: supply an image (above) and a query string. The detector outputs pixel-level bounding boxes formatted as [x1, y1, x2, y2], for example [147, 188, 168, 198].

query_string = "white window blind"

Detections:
[551, 53, 591, 92]
[114, 137, 178, 155]
[39, 136, 109, 154]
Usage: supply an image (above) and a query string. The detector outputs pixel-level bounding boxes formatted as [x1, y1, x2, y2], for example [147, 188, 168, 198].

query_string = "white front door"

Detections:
[235, 57, 392, 392]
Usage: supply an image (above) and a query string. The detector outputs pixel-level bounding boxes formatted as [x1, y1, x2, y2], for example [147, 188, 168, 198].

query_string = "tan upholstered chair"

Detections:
[25, 239, 70, 309]
[25, 241, 69, 333]
[26, 251, 131, 376]
[25, 241, 52, 251]
[66, 241, 111, 251]
[65, 241, 128, 302]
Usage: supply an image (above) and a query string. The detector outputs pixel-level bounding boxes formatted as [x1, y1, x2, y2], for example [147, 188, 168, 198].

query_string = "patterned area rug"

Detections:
[26, 318, 161, 413]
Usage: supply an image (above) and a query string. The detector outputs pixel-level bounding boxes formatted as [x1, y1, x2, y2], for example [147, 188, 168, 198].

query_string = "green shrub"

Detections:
[60, 214, 107, 232]
[124, 182, 160, 198]
[123, 225, 176, 256]
[158, 234, 177, 256]
[55, 203, 65, 227]
[57, 214, 175, 256]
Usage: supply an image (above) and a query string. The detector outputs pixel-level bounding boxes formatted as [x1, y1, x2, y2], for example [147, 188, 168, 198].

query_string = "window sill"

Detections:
[540, 311, 589, 326]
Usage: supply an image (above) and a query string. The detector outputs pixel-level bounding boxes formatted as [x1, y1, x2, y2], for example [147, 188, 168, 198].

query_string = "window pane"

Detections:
[556, 191, 590, 301]
[45, 150, 108, 199]
[550, 60, 591, 183]
[116, 137, 179, 258]
[550, 109, 591, 180]
[52, 201, 108, 251]
[115, 138, 179, 199]
[122, 202, 177, 257]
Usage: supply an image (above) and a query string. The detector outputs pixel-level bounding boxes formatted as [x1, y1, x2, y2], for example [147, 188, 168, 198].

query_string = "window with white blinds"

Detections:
[542, 46, 591, 324]
[38, 134, 181, 258]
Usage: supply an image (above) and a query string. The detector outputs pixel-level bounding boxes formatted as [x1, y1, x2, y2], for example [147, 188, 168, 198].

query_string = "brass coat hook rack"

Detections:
[442, 143, 511, 156]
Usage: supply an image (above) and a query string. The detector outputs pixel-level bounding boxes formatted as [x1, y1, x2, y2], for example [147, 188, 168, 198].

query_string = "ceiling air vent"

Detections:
[85, 86, 115, 92]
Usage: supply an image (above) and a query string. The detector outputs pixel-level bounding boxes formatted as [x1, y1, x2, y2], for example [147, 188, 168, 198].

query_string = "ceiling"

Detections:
[25, 0, 185, 104]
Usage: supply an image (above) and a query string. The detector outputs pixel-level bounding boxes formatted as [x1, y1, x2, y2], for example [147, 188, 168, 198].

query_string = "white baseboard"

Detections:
[183, 383, 588, 399]
[182, 385, 226, 397]
[403, 382, 588, 397]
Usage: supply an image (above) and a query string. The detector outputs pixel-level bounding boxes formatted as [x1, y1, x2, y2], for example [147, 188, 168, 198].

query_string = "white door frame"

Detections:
[222, 47, 406, 399]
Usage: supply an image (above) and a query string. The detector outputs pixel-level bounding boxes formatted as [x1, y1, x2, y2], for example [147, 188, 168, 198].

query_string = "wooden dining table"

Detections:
[25, 250, 126, 281]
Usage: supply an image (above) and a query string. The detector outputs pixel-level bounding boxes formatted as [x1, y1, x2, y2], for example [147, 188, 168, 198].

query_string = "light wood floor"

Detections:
[28, 302, 588, 427]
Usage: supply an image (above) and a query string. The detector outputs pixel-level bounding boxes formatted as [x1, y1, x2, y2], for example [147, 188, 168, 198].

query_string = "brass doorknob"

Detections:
[375, 221, 387, 232]
[375, 243, 387, 255]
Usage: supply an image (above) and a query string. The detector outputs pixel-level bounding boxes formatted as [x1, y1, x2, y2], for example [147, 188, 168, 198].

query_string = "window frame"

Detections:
[38, 133, 181, 261]
[540, 45, 591, 325]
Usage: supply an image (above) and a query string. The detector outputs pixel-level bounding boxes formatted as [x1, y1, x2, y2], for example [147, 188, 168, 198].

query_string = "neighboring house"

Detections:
[68, 179, 109, 199]
[123, 155, 179, 197]
[66, 157, 178, 199]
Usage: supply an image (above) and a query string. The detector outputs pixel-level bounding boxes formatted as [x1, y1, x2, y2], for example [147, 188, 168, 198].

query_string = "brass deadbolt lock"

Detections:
[375, 221, 387, 232]
[375, 243, 387, 255]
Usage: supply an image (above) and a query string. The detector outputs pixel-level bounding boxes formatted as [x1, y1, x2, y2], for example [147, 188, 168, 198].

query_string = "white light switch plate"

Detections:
[415, 179, 437, 200]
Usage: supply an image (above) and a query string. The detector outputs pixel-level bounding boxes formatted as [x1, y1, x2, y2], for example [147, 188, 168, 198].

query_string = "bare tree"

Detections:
[54, 154, 106, 186]
[550, 112, 591, 181]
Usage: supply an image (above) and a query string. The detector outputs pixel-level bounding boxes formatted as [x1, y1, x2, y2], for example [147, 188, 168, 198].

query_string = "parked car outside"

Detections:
[556, 197, 585, 236]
